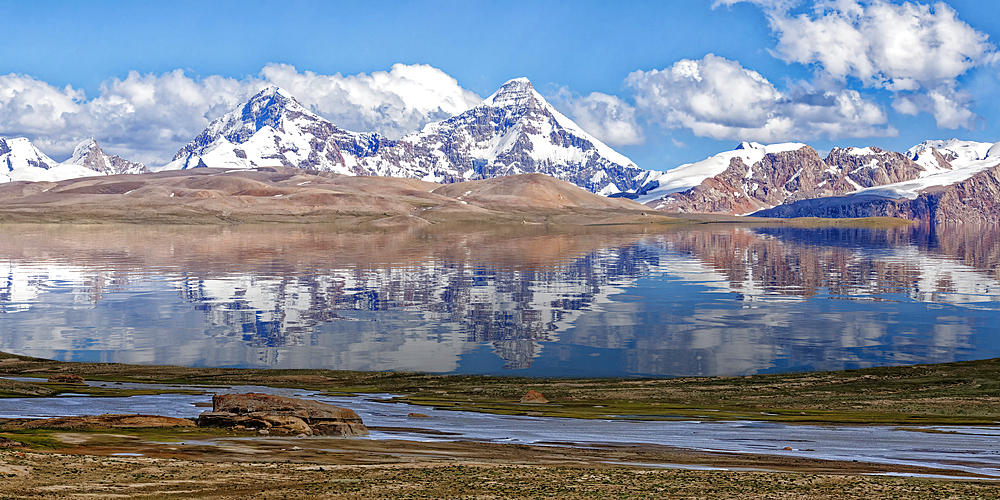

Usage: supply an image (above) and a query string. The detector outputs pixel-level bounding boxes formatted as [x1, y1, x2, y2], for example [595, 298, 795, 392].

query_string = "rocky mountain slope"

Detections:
[159, 80, 647, 196]
[754, 144, 1000, 224]
[633, 139, 999, 219]
[63, 139, 148, 175]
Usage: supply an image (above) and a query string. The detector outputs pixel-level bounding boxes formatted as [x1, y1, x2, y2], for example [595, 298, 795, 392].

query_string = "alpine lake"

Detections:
[1, 219, 998, 379]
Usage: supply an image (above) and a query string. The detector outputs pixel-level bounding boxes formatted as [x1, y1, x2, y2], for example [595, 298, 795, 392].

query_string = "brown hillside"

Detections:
[0, 168, 669, 226]
[431, 173, 643, 210]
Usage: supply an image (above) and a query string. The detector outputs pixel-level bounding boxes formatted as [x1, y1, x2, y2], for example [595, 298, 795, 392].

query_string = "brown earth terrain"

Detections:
[2, 437, 998, 499]
[0, 167, 673, 226]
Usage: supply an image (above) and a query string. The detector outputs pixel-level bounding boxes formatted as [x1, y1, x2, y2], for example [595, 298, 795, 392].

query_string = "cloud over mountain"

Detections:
[259, 63, 482, 140]
[0, 64, 482, 166]
[548, 88, 644, 146]
[626, 54, 894, 142]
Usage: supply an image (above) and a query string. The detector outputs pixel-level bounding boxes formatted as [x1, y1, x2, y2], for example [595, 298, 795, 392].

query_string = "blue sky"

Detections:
[1, 0, 998, 170]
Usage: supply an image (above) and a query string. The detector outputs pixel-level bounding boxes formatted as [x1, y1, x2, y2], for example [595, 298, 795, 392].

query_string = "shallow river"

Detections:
[2, 223, 1000, 377]
[3, 379, 998, 479]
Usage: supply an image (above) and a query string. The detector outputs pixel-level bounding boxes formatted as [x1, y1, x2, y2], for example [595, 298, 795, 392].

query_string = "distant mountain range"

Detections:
[1, 137, 147, 183]
[159, 79, 647, 196]
[626, 138, 999, 223]
[1, 78, 998, 222]
[630, 139, 998, 216]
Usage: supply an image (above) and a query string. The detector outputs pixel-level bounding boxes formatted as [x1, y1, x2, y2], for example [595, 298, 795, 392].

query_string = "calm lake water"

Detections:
[1, 223, 998, 377]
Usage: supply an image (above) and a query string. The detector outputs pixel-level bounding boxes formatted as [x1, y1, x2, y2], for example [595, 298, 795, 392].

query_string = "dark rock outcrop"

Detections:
[47, 374, 85, 385]
[0, 436, 25, 448]
[198, 393, 369, 437]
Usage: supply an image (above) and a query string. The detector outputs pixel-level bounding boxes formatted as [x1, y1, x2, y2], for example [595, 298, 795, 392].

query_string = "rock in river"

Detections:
[47, 374, 85, 385]
[198, 393, 369, 437]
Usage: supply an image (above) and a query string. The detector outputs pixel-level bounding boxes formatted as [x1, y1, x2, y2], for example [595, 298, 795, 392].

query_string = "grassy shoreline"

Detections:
[4, 351, 1000, 497]
[3, 350, 999, 425]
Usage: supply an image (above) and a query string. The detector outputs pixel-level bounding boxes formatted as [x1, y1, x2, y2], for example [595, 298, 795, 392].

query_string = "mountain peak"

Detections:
[70, 137, 101, 160]
[161, 85, 388, 173]
[63, 137, 147, 175]
[251, 85, 294, 101]
[485, 77, 538, 108]
[735, 141, 762, 150]
[0, 136, 59, 172]
[159, 80, 643, 195]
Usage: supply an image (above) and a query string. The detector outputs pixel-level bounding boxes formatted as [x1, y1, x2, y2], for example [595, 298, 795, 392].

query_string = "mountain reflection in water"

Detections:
[0, 223, 998, 377]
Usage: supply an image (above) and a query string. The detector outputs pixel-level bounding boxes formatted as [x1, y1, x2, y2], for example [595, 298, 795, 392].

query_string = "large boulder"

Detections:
[47, 374, 85, 385]
[198, 393, 368, 437]
[520, 390, 549, 404]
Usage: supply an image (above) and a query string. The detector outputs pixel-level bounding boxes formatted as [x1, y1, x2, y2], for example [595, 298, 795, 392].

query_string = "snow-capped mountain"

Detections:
[360, 78, 646, 195]
[755, 139, 1000, 223]
[1, 137, 59, 172]
[1, 136, 150, 183]
[159, 87, 391, 173]
[159, 80, 647, 195]
[907, 139, 996, 167]
[632, 139, 1000, 217]
[0, 136, 99, 183]
[632, 142, 870, 215]
[64, 138, 148, 175]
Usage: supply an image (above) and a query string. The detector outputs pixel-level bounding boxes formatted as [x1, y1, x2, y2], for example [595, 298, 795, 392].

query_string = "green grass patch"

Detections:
[1, 430, 69, 449]
[6, 350, 1000, 426]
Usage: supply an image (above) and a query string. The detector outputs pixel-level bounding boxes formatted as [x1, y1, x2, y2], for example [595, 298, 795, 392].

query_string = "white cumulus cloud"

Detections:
[0, 64, 482, 166]
[259, 63, 481, 140]
[627, 54, 894, 142]
[548, 88, 644, 146]
[712, 0, 802, 11]
[0, 74, 85, 149]
[724, 0, 998, 129]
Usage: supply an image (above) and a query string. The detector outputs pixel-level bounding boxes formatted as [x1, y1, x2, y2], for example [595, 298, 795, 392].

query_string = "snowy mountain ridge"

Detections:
[1, 137, 58, 172]
[1, 137, 151, 183]
[160, 86, 390, 174]
[158, 80, 647, 196]
[632, 141, 808, 205]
